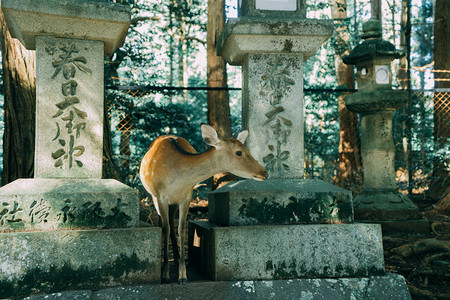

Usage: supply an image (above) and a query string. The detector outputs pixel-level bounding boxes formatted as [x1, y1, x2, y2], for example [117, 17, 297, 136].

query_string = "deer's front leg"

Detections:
[158, 200, 171, 283]
[177, 197, 190, 284]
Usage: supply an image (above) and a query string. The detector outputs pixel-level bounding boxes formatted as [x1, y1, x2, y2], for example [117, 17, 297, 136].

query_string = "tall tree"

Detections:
[398, 0, 413, 192]
[207, 0, 235, 189]
[371, 0, 382, 21]
[0, 6, 36, 185]
[431, 0, 450, 200]
[329, 0, 363, 191]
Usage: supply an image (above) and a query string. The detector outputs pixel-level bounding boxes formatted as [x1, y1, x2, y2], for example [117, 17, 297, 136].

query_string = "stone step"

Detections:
[0, 179, 140, 232]
[188, 221, 384, 281]
[208, 179, 353, 226]
[0, 226, 161, 298]
[12, 274, 410, 300]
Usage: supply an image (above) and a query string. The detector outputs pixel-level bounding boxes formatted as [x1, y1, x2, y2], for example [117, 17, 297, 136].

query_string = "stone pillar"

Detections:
[188, 3, 410, 298]
[343, 19, 429, 234]
[0, 1, 161, 297]
[35, 36, 104, 178]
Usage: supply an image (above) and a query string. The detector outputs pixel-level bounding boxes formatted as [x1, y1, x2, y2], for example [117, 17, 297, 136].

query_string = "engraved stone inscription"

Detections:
[48, 43, 91, 169]
[261, 59, 295, 173]
[0, 201, 24, 225]
[35, 36, 103, 178]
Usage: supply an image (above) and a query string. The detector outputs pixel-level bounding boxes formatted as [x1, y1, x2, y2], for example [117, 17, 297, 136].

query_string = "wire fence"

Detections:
[106, 84, 450, 199]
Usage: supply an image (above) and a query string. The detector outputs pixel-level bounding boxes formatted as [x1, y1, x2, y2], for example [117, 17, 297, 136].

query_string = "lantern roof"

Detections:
[343, 19, 404, 65]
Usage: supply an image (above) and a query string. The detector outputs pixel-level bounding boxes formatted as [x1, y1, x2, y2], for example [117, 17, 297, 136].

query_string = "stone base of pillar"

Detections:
[0, 178, 141, 232]
[354, 191, 430, 234]
[188, 221, 385, 281]
[0, 178, 162, 298]
[208, 179, 354, 226]
[0, 226, 161, 298]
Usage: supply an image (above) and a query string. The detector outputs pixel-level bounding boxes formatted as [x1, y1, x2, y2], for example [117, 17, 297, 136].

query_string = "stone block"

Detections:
[242, 54, 304, 179]
[1, 0, 130, 56]
[354, 191, 422, 221]
[188, 221, 385, 281]
[217, 18, 333, 65]
[0, 226, 161, 298]
[209, 179, 353, 226]
[0, 179, 140, 232]
[35, 36, 104, 179]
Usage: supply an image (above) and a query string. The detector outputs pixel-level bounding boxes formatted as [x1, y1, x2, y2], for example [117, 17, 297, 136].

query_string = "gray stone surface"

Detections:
[0, 226, 161, 298]
[345, 90, 408, 113]
[188, 221, 385, 281]
[242, 53, 304, 179]
[6, 274, 411, 300]
[217, 18, 333, 65]
[35, 36, 103, 179]
[354, 191, 422, 221]
[0, 179, 140, 232]
[360, 111, 397, 191]
[209, 179, 353, 226]
[1, 0, 130, 56]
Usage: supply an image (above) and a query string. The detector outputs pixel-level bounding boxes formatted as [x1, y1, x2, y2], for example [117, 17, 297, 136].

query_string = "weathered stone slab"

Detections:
[188, 221, 385, 281]
[242, 54, 305, 179]
[217, 18, 333, 65]
[35, 36, 103, 178]
[1, 0, 130, 56]
[0, 226, 161, 298]
[354, 191, 422, 221]
[209, 179, 353, 226]
[3, 274, 412, 300]
[0, 179, 140, 232]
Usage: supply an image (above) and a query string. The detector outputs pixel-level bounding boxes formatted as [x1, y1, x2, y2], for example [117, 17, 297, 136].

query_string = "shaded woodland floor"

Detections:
[141, 194, 450, 300]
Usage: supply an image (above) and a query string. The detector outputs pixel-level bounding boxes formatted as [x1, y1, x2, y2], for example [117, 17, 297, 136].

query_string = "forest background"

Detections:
[0, 0, 448, 203]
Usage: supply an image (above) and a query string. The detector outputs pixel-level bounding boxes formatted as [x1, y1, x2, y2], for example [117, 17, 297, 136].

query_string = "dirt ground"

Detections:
[141, 195, 450, 300]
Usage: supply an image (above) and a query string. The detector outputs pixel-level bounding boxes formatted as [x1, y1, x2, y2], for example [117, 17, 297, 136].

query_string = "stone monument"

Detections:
[188, 1, 411, 297]
[343, 19, 430, 234]
[0, 0, 161, 297]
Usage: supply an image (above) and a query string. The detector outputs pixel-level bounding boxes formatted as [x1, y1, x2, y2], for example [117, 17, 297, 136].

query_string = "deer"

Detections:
[139, 123, 268, 284]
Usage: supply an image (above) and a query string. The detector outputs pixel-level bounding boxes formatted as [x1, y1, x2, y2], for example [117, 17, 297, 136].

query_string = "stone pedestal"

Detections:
[343, 20, 429, 234]
[0, 1, 161, 297]
[189, 8, 411, 299]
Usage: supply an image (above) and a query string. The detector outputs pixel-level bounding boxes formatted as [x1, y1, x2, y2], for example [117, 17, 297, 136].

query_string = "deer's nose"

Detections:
[262, 171, 269, 180]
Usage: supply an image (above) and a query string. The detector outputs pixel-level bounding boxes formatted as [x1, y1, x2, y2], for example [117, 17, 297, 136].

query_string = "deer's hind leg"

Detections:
[177, 193, 191, 284]
[157, 198, 171, 283]
[169, 204, 180, 264]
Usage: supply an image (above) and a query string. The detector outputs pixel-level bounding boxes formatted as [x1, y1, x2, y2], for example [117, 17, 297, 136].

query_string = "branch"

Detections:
[184, 36, 206, 45]
[131, 16, 161, 25]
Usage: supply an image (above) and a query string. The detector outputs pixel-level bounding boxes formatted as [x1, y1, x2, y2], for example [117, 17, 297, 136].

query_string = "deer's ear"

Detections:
[236, 130, 248, 144]
[201, 124, 220, 147]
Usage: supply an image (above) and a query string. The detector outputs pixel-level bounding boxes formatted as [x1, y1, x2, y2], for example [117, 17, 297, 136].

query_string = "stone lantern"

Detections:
[188, 4, 411, 298]
[0, 0, 161, 296]
[343, 19, 429, 233]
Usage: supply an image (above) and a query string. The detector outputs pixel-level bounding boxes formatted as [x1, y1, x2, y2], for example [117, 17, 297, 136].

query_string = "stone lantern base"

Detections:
[354, 191, 430, 234]
[188, 180, 411, 299]
[0, 179, 162, 298]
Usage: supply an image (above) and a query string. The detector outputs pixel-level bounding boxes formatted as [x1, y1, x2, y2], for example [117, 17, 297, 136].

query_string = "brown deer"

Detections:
[140, 124, 268, 284]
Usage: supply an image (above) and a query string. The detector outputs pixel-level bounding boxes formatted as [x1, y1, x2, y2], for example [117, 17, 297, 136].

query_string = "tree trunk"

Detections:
[0, 6, 36, 185]
[398, 0, 413, 193]
[430, 0, 450, 200]
[207, 0, 235, 190]
[371, 0, 382, 21]
[329, 0, 363, 192]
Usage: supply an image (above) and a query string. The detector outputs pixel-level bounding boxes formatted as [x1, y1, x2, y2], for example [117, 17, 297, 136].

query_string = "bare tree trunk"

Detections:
[430, 0, 450, 200]
[207, 0, 235, 190]
[398, 0, 413, 193]
[371, 0, 382, 20]
[329, 0, 363, 192]
[0, 6, 36, 185]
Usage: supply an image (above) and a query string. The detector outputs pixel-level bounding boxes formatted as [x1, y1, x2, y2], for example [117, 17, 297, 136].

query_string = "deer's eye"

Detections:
[236, 151, 243, 156]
